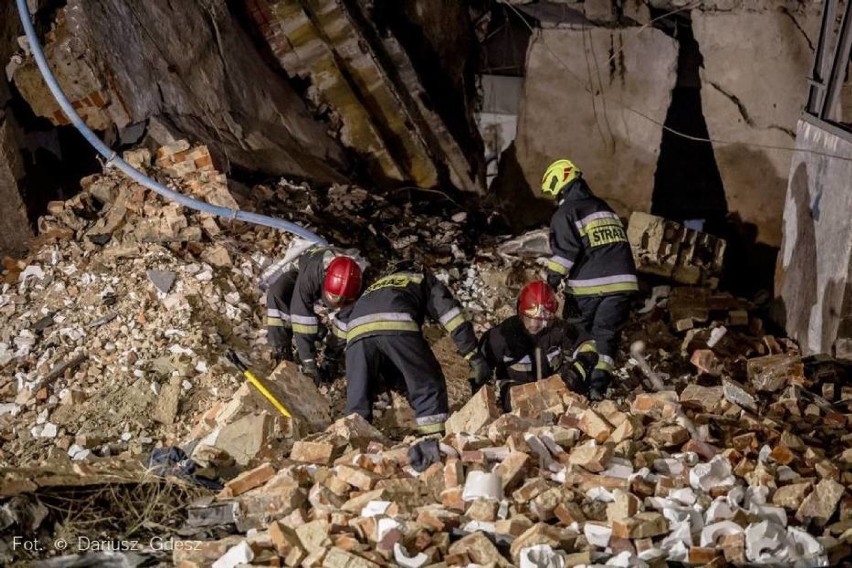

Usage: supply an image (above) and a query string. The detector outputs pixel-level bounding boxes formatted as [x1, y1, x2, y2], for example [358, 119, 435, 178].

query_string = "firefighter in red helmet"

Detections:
[259, 242, 364, 383]
[473, 281, 598, 412]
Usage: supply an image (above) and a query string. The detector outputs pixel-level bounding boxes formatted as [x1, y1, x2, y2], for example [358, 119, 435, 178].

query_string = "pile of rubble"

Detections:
[166, 355, 849, 568]
[0, 141, 519, 469]
[1, 141, 850, 565]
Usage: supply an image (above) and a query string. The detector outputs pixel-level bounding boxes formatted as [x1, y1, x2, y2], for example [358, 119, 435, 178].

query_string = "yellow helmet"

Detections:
[540, 159, 581, 196]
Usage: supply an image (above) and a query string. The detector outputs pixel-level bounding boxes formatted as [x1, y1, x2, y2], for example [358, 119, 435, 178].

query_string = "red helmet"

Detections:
[518, 281, 558, 320]
[323, 256, 362, 308]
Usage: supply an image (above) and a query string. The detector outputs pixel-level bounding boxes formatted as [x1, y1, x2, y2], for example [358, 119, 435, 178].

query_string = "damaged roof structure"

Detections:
[0, 0, 851, 566]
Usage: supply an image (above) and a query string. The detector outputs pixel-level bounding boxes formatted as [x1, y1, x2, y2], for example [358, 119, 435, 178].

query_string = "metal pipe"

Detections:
[15, 0, 327, 245]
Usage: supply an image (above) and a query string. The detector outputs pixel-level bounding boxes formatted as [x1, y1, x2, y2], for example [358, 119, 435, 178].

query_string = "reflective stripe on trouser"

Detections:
[345, 334, 448, 428]
[567, 274, 639, 296]
[266, 269, 297, 350]
[575, 293, 632, 384]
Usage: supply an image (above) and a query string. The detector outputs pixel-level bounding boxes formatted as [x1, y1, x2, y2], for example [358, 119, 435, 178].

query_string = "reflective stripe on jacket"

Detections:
[543, 178, 638, 296]
[337, 269, 477, 359]
[478, 316, 589, 385]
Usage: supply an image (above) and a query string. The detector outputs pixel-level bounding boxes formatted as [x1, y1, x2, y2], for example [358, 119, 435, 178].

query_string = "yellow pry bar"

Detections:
[243, 369, 292, 419]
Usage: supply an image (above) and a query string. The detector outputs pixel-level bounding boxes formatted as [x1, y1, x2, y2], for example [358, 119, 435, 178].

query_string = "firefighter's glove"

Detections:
[560, 367, 586, 394]
[573, 350, 599, 382]
[588, 372, 611, 402]
[546, 272, 563, 292]
[468, 355, 491, 394]
[300, 359, 320, 386]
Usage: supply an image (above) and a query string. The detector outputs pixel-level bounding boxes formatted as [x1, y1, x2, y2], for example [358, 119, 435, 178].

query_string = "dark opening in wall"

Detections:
[7, 83, 100, 229]
[651, 13, 727, 231]
[652, 12, 777, 297]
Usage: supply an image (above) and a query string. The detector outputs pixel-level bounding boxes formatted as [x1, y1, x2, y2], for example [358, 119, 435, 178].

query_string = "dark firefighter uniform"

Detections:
[478, 316, 596, 411]
[264, 246, 349, 367]
[543, 177, 637, 392]
[335, 267, 480, 434]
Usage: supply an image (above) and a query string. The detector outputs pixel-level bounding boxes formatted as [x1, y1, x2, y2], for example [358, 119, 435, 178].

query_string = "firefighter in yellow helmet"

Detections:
[539, 159, 638, 401]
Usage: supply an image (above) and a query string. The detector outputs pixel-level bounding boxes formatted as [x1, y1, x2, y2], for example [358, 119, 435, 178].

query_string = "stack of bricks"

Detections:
[153, 140, 239, 210]
[175, 350, 850, 567]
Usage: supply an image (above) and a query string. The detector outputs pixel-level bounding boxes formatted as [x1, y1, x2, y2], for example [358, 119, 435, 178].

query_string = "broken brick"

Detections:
[444, 385, 500, 435]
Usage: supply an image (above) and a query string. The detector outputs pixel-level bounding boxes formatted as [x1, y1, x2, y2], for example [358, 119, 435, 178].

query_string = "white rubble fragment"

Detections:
[745, 485, 770, 507]
[586, 486, 616, 502]
[360, 501, 392, 517]
[637, 285, 671, 314]
[637, 547, 666, 563]
[705, 497, 736, 523]
[707, 326, 727, 348]
[607, 550, 643, 567]
[31, 423, 58, 438]
[196, 266, 214, 281]
[519, 544, 565, 568]
[393, 543, 429, 568]
[745, 520, 788, 563]
[0, 403, 20, 416]
[689, 455, 735, 492]
[786, 527, 828, 567]
[182, 380, 193, 391]
[700, 521, 744, 547]
[377, 517, 403, 541]
[121, 432, 133, 442]
[68, 444, 90, 461]
[669, 487, 697, 506]
[653, 458, 685, 476]
[583, 523, 612, 548]
[777, 465, 800, 482]
[212, 540, 254, 568]
[749, 503, 787, 527]
[462, 471, 502, 502]
[602, 457, 634, 479]
[463, 520, 496, 534]
[665, 541, 689, 563]
[18, 265, 45, 290]
[727, 485, 746, 508]
[660, 521, 693, 550]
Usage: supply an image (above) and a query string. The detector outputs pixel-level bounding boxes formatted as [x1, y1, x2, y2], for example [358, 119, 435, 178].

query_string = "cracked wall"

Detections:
[693, 6, 820, 246]
[515, 26, 678, 221]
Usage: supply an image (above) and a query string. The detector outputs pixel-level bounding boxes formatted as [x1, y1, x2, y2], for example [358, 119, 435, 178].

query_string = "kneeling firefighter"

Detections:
[473, 281, 599, 412]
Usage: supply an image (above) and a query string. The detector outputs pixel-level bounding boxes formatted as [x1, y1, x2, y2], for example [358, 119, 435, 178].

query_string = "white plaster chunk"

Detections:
[519, 544, 565, 568]
[462, 471, 502, 502]
[689, 455, 735, 492]
[393, 543, 429, 568]
[700, 520, 744, 547]
[212, 540, 253, 568]
[583, 523, 612, 548]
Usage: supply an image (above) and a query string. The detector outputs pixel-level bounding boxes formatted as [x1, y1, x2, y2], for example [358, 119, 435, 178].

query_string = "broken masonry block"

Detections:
[627, 212, 726, 288]
[722, 379, 758, 412]
[219, 462, 275, 498]
[747, 354, 805, 392]
[578, 409, 614, 443]
[509, 376, 571, 418]
[494, 450, 531, 491]
[690, 349, 723, 376]
[445, 385, 500, 435]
